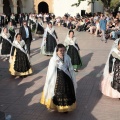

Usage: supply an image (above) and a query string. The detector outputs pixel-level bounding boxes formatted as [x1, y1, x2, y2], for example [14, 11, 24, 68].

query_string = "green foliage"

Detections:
[88, 0, 97, 5]
[110, 0, 119, 8]
[71, 0, 113, 8]
[99, 0, 112, 8]
[71, 0, 84, 7]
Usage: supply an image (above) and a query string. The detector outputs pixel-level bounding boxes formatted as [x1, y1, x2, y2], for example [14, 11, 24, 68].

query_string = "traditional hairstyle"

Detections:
[48, 22, 52, 25]
[2, 27, 9, 34]
[15, 33, 21, 38]
[56, 44, 66, 52]
[68, 30, 74, 35]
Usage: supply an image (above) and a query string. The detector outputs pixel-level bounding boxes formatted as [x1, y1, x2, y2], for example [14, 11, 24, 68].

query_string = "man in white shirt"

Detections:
[19, 20, 33, 54]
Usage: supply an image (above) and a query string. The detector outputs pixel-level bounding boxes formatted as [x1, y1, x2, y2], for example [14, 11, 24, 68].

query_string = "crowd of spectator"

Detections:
[50, 12, 120, 42]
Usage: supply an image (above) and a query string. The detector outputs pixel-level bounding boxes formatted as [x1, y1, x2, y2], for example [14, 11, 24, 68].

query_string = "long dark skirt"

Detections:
[32, 23, 36, 32]
[28, 19, 32, 27]
[36, 24, 44, 35]
[1, 37, 12, 55]
[67, 45, 82, 69]
[45, 33, 57, 55]
[11, 19, 16, 27]
[9, 30, 15, 41]
[111, 59, 120, 92]
[14, 48, 31, 72]
[53, 68, 76, 107]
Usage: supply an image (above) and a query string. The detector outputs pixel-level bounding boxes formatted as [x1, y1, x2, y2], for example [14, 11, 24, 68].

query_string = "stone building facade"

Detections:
[0, 0, 103, 16]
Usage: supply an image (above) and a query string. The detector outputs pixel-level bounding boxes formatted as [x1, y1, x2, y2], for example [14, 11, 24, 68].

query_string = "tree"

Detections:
[71, 0, 115, 13]
[101, 0, 112, 8]
[110, 0, 119, 9]
[71, 0, 84, 7]
[87, 0, 96, 15]
[72, 0, 112, 8]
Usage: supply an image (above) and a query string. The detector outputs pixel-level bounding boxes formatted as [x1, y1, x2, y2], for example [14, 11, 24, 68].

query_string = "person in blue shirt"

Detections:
[100, 15, 107, 43]
[19, 20, 33, 54]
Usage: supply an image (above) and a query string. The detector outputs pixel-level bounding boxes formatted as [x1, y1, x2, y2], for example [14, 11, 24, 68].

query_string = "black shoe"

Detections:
[111, 38, 115, 40]
[64, 112, 68, 114]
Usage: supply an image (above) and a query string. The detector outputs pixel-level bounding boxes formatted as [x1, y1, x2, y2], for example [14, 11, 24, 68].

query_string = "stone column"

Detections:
[48, 0, 54, 13]
[11, 0, 17, 14]
[0, 0, 3, 13]
[11, 5, 17, 14]
[21, 0, 25, 13]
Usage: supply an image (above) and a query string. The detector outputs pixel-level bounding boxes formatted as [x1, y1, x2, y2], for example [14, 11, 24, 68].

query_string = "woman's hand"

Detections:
[110, 73, 113, 76]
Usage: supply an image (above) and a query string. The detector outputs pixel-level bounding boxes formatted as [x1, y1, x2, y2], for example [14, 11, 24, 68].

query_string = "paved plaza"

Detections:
[0, 26, 119, 120]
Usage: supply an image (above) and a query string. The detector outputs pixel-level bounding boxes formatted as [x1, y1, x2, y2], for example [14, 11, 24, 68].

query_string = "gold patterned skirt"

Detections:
[9, 49, 33, 76]
[40, 68, 76, 112]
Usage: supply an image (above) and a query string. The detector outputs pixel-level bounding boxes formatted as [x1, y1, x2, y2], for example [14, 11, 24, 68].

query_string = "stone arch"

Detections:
[3, 0, 13, 15]
[17, 0, 23, 14]
[38, 2, 49, 13]
[34, 0, 54, 14]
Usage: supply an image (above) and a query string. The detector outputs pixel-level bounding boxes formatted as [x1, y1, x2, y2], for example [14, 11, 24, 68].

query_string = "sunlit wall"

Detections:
[23, 0, 103, 16]
[53, 0, 103, 16]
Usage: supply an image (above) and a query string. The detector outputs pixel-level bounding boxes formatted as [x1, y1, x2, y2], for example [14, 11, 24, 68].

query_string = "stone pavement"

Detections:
[0, 26, 119, 120]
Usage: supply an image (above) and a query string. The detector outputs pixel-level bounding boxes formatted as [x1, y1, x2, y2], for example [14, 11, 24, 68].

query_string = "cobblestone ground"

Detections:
[0, 25, 119, 120]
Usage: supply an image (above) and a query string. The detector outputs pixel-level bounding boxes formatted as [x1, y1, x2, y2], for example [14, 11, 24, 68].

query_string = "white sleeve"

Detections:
[43, 29, 47, 38]
[68, 56, 77, 92]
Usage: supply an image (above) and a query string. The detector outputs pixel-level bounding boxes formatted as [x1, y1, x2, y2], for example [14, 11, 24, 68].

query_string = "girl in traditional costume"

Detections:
[31, 16, 37, 33]
[9, 33, 32, 77]
[40, 44, 77, 113]
[0, 27, 13, 61]
[36, 17, 44, 36]
[41, 22, 58, 56]
[28, 14, 32, 28]
[10, 14, 17, 27]
[8, 21, 15, 41]
[101, 39, 120, 98]
[64, 30, 82, 72]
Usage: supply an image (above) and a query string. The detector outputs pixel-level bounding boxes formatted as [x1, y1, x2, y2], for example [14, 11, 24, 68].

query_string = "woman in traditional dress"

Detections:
[31, 16, 37, 33]
[40, 44, 77, 113]
[5, 15, 9, 26]
[36, 17, 44, 36]
[9, 33, 33, 77]
[8, 21, 15, 41]
[64, 30, 82, 72]
[0, 27, 12, 61]
[41, 22, 58, 56]
[101, 39, 120, 98]
[28, 14, 32, 28]
[10, 14, 17, 27]
[43, 13, 47, 23]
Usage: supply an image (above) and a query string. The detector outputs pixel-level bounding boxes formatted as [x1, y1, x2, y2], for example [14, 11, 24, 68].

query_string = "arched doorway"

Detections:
[3, 0, 12, 16]
[17, 0, 21, 14]
[38, 2, 49, 13]
[17, 0, 22, 14]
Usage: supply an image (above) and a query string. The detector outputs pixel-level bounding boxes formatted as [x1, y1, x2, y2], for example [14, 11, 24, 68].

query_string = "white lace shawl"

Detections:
[9, 39, 30, 63]
[41, 26, 56, 48]
[1, 29, 11, 44]
[42, 48, 77, 103]
[64, 35, 78, 50]
[103, 38, 120, 82]
[43, 26, 56, 39]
